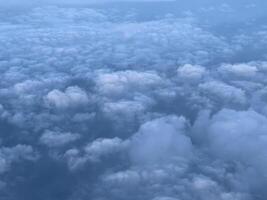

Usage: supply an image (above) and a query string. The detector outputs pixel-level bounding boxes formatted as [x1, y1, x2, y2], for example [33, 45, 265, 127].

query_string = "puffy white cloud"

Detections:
[192, 109, 267, 194]
[97, 160, 248, 200]
[65, 137, 128, 169]
[44, 86, 89, 109]
[84, 137, 128, 161]
[177, 64, 207, 83]
[40, 130, 80, 147]
[102, 170, 140, 187]
[130, 115, 193, 165]
[1, 2, 267, 200]
[101, 96, 155, 125]
[198, 81, 247, 107]
[0, 145, 38, 174]
[218, 63, 258, 79]
[95, 70, 164, 98]
[194, 109, 267, 165]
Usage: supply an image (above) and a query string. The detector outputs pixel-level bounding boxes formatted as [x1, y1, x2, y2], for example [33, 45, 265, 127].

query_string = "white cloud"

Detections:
[84, 137, 128, 161]
[65, 137, 128, 169]
[177, 64, 207, 83]
[1, 3, 267, 199]
[192, 109, 267, 192]
[130, 115, 193, 165]
[40, 130, 80, 147]
[218, 63, 258, 79]
[96, 70, 164, 98]
[198, 81, 247, 106]
[0, 145, 38, 174]
[45, 86, 89, 109]
[195, 109, 267, 164]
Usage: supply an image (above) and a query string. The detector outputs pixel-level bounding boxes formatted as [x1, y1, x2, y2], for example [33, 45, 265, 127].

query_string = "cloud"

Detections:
[130, 115, 193, 165]
[84, 137, 128, 161]
[198, 81, 247, 107]
[191, 109, 267, 195]
[64, 137, 128, 169]
[1, 2, 267, 200]
[177, 64, 207, 83]
[195, 109, 267, 171]
[96, 70, 164, 98]
[40, 130, 81, 148]
[0, 145, 38, 174]
[44, 86, 90, 109]
[218, 63, 258, 79]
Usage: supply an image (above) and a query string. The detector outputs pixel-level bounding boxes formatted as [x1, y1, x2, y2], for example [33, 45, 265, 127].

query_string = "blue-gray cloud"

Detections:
[1, 1, 267, 200]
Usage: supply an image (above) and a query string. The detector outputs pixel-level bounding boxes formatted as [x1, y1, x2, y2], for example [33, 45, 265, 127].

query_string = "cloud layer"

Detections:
[1, 1, 267, 200]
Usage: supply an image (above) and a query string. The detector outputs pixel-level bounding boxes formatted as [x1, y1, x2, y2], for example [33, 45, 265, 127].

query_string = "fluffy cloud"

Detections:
[192, 109, 267, 196]
[40, 130, 80, 147]
[96, 70, 164, 98]
[65, 137, 128, 169]
[198, 81, 247, 107]
[84, 137, 128, 161]
[0, 145, 38, 174]
[1, 2, 267, 200]
[130, 115, 193, 165]
[177, 64, 207, 83]
[193, 109, 267, 162]
[45, 86, 90, 109]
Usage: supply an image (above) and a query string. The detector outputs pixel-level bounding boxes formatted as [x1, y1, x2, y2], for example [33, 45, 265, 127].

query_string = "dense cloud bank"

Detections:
[1, 1, 267, 200]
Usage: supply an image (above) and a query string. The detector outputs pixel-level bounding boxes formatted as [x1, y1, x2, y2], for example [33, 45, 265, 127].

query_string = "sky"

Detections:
[1, 1, 267, 200]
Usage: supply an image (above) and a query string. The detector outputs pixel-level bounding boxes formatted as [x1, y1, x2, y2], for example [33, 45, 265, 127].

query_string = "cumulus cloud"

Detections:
[177, 64, 207, 83]
[198, 81, 247, 107]
[44, 86, 89, 109]
[192, 109, 267, 196]
[84, 137, 128, 161]
[1, 1, 267, 200]
[193, 109, 267, 161]
[130, 115, 193, 165]
[218, 63, 258, 79]
[65, 137, 128, 169]
[40, 130, 81, 147]
[96, 70, 164, 98]
[0, 145, 38, 174]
